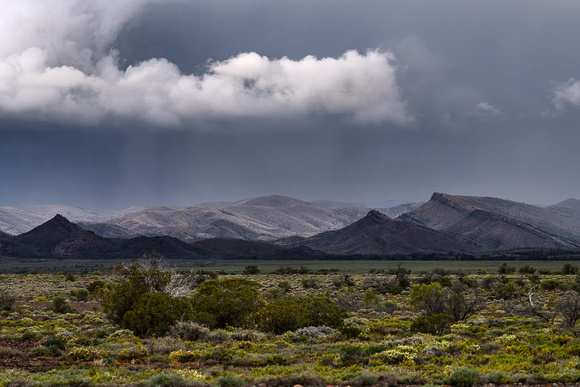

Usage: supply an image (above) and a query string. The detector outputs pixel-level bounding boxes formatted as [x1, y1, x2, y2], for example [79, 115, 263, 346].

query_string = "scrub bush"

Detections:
[121, 292, 192, 337]
[190, 278, 263, 329]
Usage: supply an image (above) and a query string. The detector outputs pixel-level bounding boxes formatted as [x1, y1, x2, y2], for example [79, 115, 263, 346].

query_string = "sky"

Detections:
[1, 0, 580, 209]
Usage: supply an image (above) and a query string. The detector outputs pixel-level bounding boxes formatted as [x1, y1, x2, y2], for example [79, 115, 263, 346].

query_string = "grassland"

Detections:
[1, 261, 580, 386]
[1, 257, 578, 274]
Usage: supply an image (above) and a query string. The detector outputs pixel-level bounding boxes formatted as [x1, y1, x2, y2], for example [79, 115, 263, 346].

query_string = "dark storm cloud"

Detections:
[0, 1, 411, 126]
[1, 0, 580, 208]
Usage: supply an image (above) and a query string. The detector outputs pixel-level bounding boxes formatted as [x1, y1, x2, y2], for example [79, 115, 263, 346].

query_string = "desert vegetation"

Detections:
[2, 259, 580, 385]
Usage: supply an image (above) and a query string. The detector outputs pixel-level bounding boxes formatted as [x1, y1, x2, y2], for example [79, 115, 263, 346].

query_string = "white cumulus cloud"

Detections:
[553, 79, 580, 110]
[0, 0, 411, 127]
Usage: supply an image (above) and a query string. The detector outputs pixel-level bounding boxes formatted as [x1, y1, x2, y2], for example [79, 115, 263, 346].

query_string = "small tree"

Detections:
[562, 263, 579, 275]
[410, 283, 447, 315]
[557, 291, 580, 329]
[0, 288, 16, 311]
[410, 282, 482, 322]
[498, 263, 516, 275]
[242, 265, 260, 275]
[98, 258, 172, 325]
[446, 283, 483, 322]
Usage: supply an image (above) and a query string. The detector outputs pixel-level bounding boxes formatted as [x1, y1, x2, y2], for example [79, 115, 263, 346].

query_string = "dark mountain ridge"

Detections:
[292, 210, 478, 255]
[0, 214, 324, 260]
[399, 193, 580, 250]
[0, 215, 212, 259]
[2, 215, 117, 258]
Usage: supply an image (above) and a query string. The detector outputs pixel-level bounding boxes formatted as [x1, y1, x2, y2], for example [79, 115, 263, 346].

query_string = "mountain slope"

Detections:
[2, 215, 117, 258]
[192, 238, 323, 259]
[399, 193, 580, 249]
[294, 210, 477, 255]
[0, 231, 11, 241]
[0, 215, 220, 259]
[310, 199, 411, 209]
[445, 210, 578, 250]
[0, 205, 110, 235]
[553, 199, 580, 213]
[81, 195, 371, 242]
[382, 202, 425, 218]
[110, 236, 211, 259]
[0, 214, 321, 260]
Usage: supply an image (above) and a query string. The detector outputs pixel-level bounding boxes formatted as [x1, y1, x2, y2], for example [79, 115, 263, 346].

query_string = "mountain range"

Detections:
[0, 210, 478, 259]
[284, 210, 478, 255]
[1, 196, 410, 241]
[399, 193, 580, 250]
[1, 192, 580, 259]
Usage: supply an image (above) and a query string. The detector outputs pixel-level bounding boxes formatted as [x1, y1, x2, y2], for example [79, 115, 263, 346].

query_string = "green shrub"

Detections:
[121, 292, 193, 337]
[562, 263, 579, 275]
[216, 374, 245, 387]
[410, 283, 447, 315]
[447, 367, 480, 387]
[98, 258, 172, 325]
[350, 374, 379, 386]
[0, 288, 16, 311]
[117, 345, 149, 361]
[190, 278, 263, 329]
[63, 347, 107, 362]
[20, 330, 41, 341]
[541, 279, 561, 290]
[42, 337, 66, 356]
[170, 321, 210, 341]
[242, 265, 260, 274]
[494, 280, 522, 300]
[300, 296, 343, 328]
[42, 337, 66, 349]
[168, 349, 203, 363]
[255, 298, 305, 334]
[341, 324, 364, 339]
[52, 293, 74, 313]
[69, 288, 90, 301]
[498, 263, 516, 274]
[86, 280, 105, 294]
[65, 273, 77, 282]
[255, 296, 343, 334]
[27, 346, 53, 357]
[302, 277, 319, 289]
[487, 371, 511, 384]
[145, 374, 193, 387]
[411, 313, 454, 335]
[519, 265, 537, 274]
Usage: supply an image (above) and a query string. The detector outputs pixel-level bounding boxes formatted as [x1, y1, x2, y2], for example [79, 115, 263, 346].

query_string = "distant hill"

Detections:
[0, 196, 417, 242]
[0, 214, 321, 260]
[0, 205, 111, 235]
[0, 215, 216, 259]
[382, 202, 425, 218]
[310, 199, 411, 209]
[553, 198, 580, 212]
[79, 195, 371, 242]
[0, 231, 12, 241]
[292, 210, 477, 255]
[399, 193, 580, 250]
[2, 214, 117, 258]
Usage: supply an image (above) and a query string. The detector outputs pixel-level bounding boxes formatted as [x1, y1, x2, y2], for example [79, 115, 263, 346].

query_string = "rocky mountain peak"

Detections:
[365, 210, 390, 222]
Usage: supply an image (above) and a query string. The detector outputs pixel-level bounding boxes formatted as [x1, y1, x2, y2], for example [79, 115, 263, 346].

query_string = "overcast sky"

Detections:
[1, 0, 580, 209]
